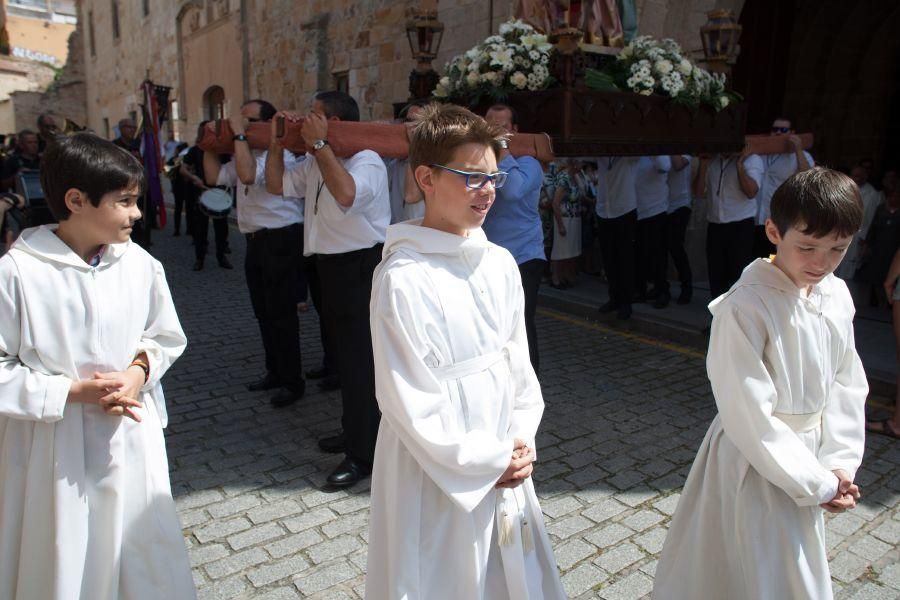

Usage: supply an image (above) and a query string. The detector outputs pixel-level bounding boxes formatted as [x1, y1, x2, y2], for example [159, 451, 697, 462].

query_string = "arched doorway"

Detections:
[203, 85, 225, 121]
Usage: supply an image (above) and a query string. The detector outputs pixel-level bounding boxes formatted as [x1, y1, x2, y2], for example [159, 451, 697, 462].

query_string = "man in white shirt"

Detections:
[385, 101, 427, 224]
[203, 99, 306, 408]
[635, 156, 672, 308]
[694, 147, 764, 298]
[266, 91, 390, 488]
[666, 154, 693, 304]
[755, 117, 814, 257]
[596, 156, 640, 319]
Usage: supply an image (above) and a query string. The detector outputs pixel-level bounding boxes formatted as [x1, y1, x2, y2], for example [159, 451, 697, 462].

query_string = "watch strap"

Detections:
[232, 133, 248, 142]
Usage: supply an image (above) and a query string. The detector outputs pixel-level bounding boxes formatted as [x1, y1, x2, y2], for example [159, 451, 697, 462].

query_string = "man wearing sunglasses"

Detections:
[482, 104, 546, 372]
[754, 117, 814, 258]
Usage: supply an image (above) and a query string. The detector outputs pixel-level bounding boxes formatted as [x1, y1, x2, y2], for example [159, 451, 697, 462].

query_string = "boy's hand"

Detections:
[496, 439, 535, 489]
[821, 469, 860, 513]
[92, 369, 145, 422]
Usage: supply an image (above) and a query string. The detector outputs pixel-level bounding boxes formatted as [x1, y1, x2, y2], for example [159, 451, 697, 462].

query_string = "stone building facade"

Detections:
[75, 0, 742, 141]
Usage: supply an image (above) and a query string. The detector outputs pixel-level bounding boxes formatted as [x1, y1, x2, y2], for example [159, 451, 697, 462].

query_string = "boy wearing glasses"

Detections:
[755, 117, 814, 258]
[365, 104, 565, 600]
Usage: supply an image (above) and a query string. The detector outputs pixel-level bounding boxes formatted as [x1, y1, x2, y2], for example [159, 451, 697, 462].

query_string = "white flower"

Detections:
[654, 59, 673, 75]
[439, 76, 450, 88]
[489, 48, 513, 66]
[529, 49, 540, 61]
[540, 54, 549, 64]
[620, 45, 633, 59]
[639, 88, 653, 96]
[433, 84, 449, 98]
[499, 22, 513, 35]
[486, 35, 503, 44]
[510, 71, 527, 89]
[718, 95, 730, 109]
[466, 71, 480, 86]
[522, 59, 532, 68]
[481, 71, 498, 84]
[679, 59, 692, 75]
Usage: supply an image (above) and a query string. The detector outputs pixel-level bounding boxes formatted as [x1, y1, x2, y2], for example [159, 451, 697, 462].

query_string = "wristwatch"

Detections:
[312, 139, 330, 153]
[232, 133, 248, 142]
[498, 138, 509, 150]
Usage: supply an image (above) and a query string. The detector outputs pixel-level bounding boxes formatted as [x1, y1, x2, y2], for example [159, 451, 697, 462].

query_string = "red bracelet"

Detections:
[129, 360, 150, 384]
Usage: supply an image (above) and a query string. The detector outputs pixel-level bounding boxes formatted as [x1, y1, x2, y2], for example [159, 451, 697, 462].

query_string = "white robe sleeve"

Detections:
[505, 268, 544, 453]
[0, 266, 70, 422]
[372, 270, 513, 513]
[817, 321, 868, 477]
[708, 301, 838, 507]
[135, 261, 187, 428]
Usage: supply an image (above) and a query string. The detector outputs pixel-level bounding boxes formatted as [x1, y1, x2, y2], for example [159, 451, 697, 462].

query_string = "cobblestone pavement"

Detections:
[155, 232, 900, 600]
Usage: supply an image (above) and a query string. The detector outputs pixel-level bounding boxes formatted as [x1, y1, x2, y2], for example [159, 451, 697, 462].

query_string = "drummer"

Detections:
[202, 100, 308, 409]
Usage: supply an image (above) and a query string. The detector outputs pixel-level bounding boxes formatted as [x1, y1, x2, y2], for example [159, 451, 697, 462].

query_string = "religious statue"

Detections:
[513, 0, 634, 47]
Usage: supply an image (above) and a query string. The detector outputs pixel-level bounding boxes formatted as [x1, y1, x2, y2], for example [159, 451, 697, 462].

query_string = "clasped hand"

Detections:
[68, 368, 145, 422]
[496, 438, 535, 489]
[272, 110, 328, 148]
[820, 469, 860, 514]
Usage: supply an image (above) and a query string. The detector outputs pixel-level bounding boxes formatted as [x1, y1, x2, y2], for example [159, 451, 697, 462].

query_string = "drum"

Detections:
[199, 187, 233, 219]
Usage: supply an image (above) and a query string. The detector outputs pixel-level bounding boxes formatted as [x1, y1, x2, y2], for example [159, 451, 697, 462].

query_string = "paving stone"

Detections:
[541, 495, 584, 519]
[827, 513, 867, 536]
[599, 572, 654, 600]
[634, 528, 668, 554]
[845, 583, 898, 600]
[266, 529, 325, 559]
[196, 574, 249, 600]
[622, 510, 664, 532]
[248, 555, 311, 587]
[561, 563, 608, 597]
[652, 493, 680, 516]
[593, 542, 645, 573]
[582, 499, 628, 524]
[294, 562, 359, 596]
[247, 500, 305, 525]
[207, 494, 264, 519]
[554, 538, 598, 570]
[585, 523, 633, 549]
[870, 519, 900, 545]
[227, 522, 286, 551]
[253, 588, 301, 600]
[194, 517, 253, 544]
[307, 535, 364, 565]
[283, 508, 338, 533]
[190, 543, 231, 568]
[205, 547, 268, 580]
[322, 511, 370, 538]
[877, 563, 900, 590]
[829, 552, 870, 584]
[546, 515, 594, 539]
[848, 535, 892, 562]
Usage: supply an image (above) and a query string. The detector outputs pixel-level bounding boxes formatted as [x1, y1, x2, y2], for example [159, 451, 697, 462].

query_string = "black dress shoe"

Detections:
[270, 383, 305, 408]
[326, 458, 371, 488]
[318, 433, 346, 454]
[218, 256, 234, 269]
[317, 377, 341, 391]
[305, 366, 329, 380]
[248, 373, 281, 391]
[652, 291, 671, 309]
[598, 300, 619, 313]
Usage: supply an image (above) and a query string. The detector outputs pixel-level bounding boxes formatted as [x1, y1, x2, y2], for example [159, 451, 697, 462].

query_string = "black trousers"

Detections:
[666, 207, 693, 292]
[193, 208, 229, 260]
[752, 224, 776, 259]
[706, 218, 755, 298]
[598, 209, 637, 308]
[304, 252, 338, 379]
[518, 258, 545, 373]
[317, 244, 383, 465]
[244, 224, 304, 391]
[172, 183, 186, 234]
[635, 212, 668, 295]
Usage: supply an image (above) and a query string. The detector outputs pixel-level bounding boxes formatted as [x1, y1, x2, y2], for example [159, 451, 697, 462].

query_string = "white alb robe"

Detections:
[0, 226, 195, 600]
[366, 222, 565, 600]
[653, 259, 868, 600]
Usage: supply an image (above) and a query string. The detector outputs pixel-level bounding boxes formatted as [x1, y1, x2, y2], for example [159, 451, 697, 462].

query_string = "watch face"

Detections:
[314, 140, 327, 150]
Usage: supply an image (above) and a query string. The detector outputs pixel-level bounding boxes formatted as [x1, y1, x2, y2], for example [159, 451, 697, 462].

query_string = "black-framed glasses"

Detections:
[430, 164, 508, 189]
[771, 126, 790, 134]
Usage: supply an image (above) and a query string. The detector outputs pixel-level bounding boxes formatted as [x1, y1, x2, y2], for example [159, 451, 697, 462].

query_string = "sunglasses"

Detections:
[771, 126, 790, 134]
[430, 164, 508, 189]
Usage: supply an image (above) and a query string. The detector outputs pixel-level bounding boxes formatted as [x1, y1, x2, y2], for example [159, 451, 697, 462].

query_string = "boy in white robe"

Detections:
[366, 104, 566, 600]
[653, 167, 869, 600]
[0, 133, 195, 600]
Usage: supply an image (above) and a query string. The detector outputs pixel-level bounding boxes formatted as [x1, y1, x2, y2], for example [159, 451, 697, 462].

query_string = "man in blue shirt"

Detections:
[483, 104, 546, 372]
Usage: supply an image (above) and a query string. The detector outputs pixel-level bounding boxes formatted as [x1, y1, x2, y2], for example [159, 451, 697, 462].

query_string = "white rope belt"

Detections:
[429, 349, 507, 382]
[773, 410, 823, 433]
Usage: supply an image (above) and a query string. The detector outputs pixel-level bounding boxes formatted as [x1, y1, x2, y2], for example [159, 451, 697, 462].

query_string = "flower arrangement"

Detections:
[433, 20, 554, 104]
[585, 36, 741, 111]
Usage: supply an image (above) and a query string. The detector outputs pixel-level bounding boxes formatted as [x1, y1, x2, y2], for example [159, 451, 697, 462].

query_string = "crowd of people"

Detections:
[0, 91, 897, 599]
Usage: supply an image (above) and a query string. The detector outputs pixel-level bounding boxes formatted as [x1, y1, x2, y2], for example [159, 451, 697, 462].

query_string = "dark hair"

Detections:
[17, 128, 37, 139]
[770, 167, 863, 238]
[40, 133, 145, 221]
[195, 119, 212, 144]
[313, 90, 360, 122]
[408, 103, 505, 173]
[37, 113, 54, 128]
[243, 99, 277, 122]
[486, 103, 519, 126]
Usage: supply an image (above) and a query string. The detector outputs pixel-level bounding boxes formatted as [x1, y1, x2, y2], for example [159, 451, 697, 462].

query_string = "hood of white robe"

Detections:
[382, 219, 494, 259]
[709, 258, 836, 315]
[11, 225, 131, 271]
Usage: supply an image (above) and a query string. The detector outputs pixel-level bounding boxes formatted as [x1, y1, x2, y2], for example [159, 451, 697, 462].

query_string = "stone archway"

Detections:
[203, 85, 226, 121]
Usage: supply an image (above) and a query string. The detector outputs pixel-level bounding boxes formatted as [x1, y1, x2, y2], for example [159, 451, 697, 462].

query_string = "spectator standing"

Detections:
[838, 164, 884, 279]
[1, 129, 41, 192]
[859, 171, 900, 306]
[184, 124, 230, 270]
[548, 159, 583, 289]
[386, 101, 427, 224]
[596, 156, 641, 319]
[666, 154, 694, 304]
[634, 155, 672, 308]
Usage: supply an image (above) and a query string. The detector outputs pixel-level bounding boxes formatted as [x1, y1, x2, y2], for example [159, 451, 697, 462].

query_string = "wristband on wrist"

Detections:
[232, 134, 248, 142]
[129, 359, 150, 384]
[498, 139, 509, 150]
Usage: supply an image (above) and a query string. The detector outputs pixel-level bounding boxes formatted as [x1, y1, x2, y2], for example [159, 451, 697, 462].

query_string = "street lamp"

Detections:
[700, 9, 742, 76]
[405, 9, 444, 101]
